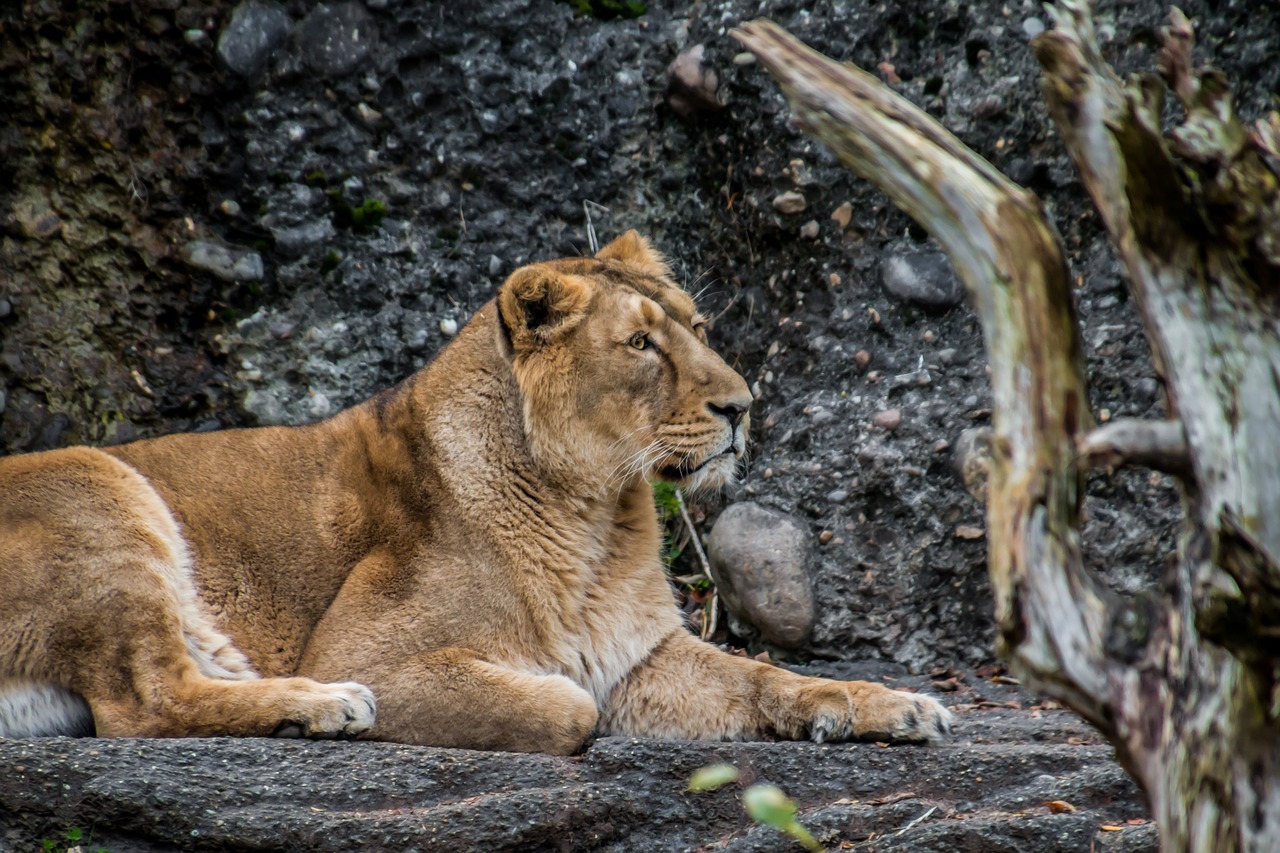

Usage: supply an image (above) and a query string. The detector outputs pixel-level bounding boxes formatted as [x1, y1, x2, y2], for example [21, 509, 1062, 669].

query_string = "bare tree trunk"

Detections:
[736, 2, 1280, 849]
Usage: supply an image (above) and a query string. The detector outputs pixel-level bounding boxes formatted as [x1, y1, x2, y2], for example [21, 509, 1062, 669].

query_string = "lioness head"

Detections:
[496, 231, 752, 496]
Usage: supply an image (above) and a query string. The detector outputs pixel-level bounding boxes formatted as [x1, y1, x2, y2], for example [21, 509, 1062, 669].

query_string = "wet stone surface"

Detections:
[0, 670, 1154, 852]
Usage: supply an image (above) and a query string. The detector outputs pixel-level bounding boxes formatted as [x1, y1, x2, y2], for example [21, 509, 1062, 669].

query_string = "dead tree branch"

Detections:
[737, 5, 1280, 848]
[1076, 418, 1190, 476]
[733, 16, 1118, 735]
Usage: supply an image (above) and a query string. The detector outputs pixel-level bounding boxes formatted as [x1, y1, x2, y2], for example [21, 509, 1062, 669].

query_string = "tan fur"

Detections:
[0, 232, 951, 751]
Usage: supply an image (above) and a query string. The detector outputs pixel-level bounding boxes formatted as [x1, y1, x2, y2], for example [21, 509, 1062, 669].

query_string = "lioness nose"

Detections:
[707, 400, 748, 429]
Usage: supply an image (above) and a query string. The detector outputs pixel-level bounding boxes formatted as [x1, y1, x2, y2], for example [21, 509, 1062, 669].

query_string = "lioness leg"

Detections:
[0, 448, 374, 739]
[304, 648, 597, 754]
[600, 631, 952, 743]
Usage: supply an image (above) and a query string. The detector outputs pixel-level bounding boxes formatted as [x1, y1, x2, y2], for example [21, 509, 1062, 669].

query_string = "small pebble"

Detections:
[873, 408, 903, 431]
[772, 191, 807, 214]
[955, 525, 985, 540]
[818, 530, 834, 545]
[854, 350, 872, 370]
[830, 201, 853, 228]
[439, 317, 459, 337]
[799, 220, 820, 239]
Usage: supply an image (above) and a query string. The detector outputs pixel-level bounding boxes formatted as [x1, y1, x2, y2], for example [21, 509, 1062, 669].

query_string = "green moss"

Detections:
[320, 249, 342, 273]
[350, 198, 386, 229]
[304, 170, 329, 187]
[328, 189, 387, 232]
[562, 0, 646, 20]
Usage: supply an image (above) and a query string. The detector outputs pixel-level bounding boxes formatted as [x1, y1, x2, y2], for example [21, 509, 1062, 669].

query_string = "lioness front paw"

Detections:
[805, 682, 953, 745]
[273, 681, 377, 739]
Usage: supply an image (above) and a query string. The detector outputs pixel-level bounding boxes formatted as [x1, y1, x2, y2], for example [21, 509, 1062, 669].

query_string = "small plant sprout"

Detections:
[688, 766, 823, 852]
[741, 784, 823, 853]
[687, 763, 739, 792]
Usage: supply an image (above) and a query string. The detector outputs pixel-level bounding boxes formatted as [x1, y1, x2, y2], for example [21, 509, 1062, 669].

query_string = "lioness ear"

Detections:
[595, 230, 672, 279]
[497, 265, 593, 354]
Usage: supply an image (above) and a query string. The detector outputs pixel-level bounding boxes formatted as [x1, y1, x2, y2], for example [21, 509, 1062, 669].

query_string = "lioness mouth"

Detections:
[658, 450, 734, 481]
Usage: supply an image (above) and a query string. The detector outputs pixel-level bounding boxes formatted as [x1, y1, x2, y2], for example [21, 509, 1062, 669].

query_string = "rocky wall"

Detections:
[3, 0, 1275, 669]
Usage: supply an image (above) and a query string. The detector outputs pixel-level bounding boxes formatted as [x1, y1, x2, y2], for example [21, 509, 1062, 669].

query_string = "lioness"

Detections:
[0, 232, 951, 752]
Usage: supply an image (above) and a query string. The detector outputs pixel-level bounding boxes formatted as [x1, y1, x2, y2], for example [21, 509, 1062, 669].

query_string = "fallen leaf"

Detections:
[1126, 819, 1148, 825]
[1100, 825, 1124, 831]
[869, 791, 917, 806]
[1046, 800, 1077, 814]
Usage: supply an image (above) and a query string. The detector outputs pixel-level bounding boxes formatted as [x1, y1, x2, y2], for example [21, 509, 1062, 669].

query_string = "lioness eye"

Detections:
[629, 332, 649, 350]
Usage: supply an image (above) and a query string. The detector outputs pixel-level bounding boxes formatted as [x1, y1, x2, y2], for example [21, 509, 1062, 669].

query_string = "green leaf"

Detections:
[743, 785, 825, 852]
[687, 763, 739, 792]
[742, 784, 797, 827]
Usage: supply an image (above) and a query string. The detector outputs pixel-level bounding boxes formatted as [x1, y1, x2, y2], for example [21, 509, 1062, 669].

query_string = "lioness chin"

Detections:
[0, 231, 951, 751]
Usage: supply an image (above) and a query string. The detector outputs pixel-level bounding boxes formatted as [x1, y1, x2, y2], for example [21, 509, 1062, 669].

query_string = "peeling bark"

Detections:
[736, 3, 1280, 849]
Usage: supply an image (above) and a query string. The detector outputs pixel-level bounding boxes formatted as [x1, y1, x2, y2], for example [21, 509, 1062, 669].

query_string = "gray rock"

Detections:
[707, 502, 814, 649]
[880, 252, 965, 310]
[12, 195, 62, 240]
[0, 674, 1151, 853]
[297, 3, 376, 78]
[182, 241, 265, 282]
[217, 1, 291, 78]
[272, 218, 337, 257]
